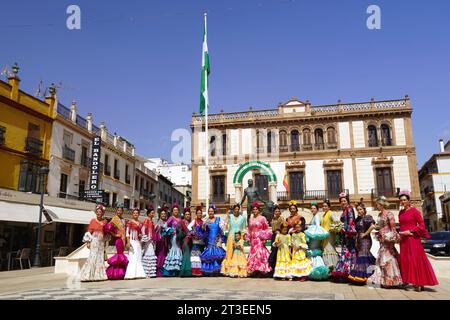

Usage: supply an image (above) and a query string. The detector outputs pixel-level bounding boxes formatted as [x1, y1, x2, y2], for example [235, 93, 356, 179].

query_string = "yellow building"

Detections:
[0, 64, 57, 193]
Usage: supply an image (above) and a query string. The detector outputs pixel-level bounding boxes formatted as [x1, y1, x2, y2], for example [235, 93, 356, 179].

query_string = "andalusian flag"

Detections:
[199, 13, 210, 116]
[283, 171, 289, 193]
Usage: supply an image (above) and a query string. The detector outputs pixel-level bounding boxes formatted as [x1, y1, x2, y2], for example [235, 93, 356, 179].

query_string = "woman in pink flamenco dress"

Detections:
[246, 202, 273, 277]
[398, 190, 438, 292]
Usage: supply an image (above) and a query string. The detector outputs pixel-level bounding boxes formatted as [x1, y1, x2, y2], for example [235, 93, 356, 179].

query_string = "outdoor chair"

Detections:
[13, 248, 31, 270]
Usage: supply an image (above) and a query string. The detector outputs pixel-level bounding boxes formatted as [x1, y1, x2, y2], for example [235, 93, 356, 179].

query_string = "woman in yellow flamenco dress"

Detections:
[225, 231, 248, 278]
[290, 221, 312, 280]
[273, 223, 292, 280]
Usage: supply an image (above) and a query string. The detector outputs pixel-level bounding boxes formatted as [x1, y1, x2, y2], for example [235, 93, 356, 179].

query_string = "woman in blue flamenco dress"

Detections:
[198, 205, 226, 276]
[162, 204, 183, 276]
[305, 202, 330, 280]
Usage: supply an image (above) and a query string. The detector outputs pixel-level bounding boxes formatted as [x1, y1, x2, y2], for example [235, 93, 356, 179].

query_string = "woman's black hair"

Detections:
[323, 199, 331, 207]
[235, 231, 241, 236]
[232, 204, 241, 210]
[399, 194, 411, 201]
[356, 202, 367, 214]
[273, 205, 281, 212]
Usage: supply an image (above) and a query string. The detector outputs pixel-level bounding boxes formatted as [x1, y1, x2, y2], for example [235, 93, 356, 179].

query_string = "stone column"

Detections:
[234, 183, 242, 204]
[269, 182, 278, 203]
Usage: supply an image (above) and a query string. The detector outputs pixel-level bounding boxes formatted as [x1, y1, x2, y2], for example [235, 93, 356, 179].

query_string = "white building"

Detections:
[145, 158, 192, 186]
[419, 139, 450, 231]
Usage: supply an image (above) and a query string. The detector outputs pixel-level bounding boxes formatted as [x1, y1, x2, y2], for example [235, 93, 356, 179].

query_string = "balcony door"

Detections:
[376, 167, 393, 196]
[255, 173, 269, 201]
[289, 171, 304, 200]
[212, 175, 225, 202]
[327, 170, 342, 199]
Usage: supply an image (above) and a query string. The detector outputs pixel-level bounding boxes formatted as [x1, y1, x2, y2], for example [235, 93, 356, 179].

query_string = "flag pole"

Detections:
[204, 12, 210, 213]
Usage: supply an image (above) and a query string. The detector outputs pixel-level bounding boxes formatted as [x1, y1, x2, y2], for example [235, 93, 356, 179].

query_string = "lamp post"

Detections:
[32, 166, 50, 268]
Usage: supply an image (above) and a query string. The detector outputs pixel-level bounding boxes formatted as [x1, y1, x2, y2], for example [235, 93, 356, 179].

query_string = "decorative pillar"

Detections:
[269, 182, 277, 203]
[234, 183, 242, 204]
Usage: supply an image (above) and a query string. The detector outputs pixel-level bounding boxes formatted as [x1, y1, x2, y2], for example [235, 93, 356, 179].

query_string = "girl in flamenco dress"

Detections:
[162, 204, 183, 276]
[141, 205, 157, 278]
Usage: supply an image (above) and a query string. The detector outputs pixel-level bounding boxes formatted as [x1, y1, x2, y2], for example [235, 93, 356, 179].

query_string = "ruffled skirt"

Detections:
[106, 238, 129, 280]
[290, 249, 312, 278]
[191, 243, 204, 276]
[142, 241, 157, 278]
[200, 245, 226, 274]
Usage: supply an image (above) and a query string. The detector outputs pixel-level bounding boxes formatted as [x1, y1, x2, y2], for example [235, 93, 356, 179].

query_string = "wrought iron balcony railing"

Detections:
[209, 194, 230, 204]
[62, 146, 75, 162]
[371, 188, 400, 198]
[25, 137, 43, 155]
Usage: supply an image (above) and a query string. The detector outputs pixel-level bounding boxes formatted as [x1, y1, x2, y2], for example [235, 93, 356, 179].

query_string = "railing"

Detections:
[368, 140, 379, 147]
[62, 146, 75, 162]
[381, 138, 393, 146]
[302, 144, 313, 151]
[104, 165, 111, 176]
[314, 143, 325, 150]
[209, 194, 230, 204]
[125, 174, 131, 184]
[114, 169, 120, 180]
[327, 142, 338, 149]
[0, 126, 5, 145]
[277, 189, 349, 201]
[193, 99, 408, 123]
[25, 137, 43, 155]
[371, 188, 400, 198]
[291, 144, 300, 152]
[81, 156, 90, 168]
[58, 192, 80, 200]
[279, 145, 288, 152]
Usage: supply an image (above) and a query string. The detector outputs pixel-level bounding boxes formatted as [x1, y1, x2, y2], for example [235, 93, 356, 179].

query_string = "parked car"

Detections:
[422, 231, 450, 256]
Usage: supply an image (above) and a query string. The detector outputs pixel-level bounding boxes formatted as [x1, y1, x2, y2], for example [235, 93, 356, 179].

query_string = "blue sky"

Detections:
[1, 0, 449, 167]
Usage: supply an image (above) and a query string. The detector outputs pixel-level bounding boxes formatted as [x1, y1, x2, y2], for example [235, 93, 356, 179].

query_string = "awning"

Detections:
[0, 201, 48, 223]
[44, 205, 95, 225]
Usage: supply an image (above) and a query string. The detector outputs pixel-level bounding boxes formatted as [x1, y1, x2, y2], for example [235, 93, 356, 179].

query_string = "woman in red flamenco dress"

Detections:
[398, 190, 439, 292]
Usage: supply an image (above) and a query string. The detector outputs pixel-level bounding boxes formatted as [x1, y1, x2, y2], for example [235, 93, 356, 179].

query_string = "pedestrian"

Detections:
[320, 199, 339, 270]
[398, 190, 439, 291]
[368, 196, 403, 288]
[225, 231, 248, 278]
[273, 222, 292, 280]
[124, 208, 146, 280]
[104, 204, 129, 280]
[141, 205, 157, 278]
[348, 202, 376, 284]
[290, 221, 312, 281]
[199, 205, 226, 276]
[154, 206, 169, 277]
[305, 202, 330, 281]
[286, 200, 306, 232]
[179, 207, 193, 277]
[246, 202, 273, 277]
[222, 204, 247, 276]
[188, 206, 205, 276]
[268, 206, 285, 274]
[162, 203, 183, 276]
[80, 204, 108, 282]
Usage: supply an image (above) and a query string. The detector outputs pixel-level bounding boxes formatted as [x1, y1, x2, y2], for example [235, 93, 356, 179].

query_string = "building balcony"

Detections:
[0, 126, 5, 145]
[279, 145, 288, 153]
[62, 146, 76, 162]
[314, 143, 325, 151]
[114, 170, 120, 180]
[209, 194, 230, 204]
[381, 138, 393, 147]
[277, 189, 350, 201]
[125, 174, 131, 184]
[327, 142, 338, 149]
[302, 144, 313, 151]
[80, 156, 90, 168]
[371, 188, 400, 199]
[290, 144, 301, 152]
[25, 137, 43, 155]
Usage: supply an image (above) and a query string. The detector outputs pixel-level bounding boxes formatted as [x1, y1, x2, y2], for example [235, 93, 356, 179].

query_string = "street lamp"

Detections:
[32, 166, 50, 268]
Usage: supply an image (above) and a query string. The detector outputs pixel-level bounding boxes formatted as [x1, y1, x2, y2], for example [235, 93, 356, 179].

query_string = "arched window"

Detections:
[314, 128, 324, 150]
[368, 125, 378, 147]
[210, 136, 216, 156]
[291, 130, 300, 151]
[222, 133, 227, 156]
[327, 126, 337, 148]
[302, 128, 312, 151]
[279, 130, 288, 152]
[267, 131, 272, 153]
[381, 124, 392, 146]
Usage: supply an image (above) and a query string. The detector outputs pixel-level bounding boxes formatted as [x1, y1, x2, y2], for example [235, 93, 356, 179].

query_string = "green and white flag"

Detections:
[200, 13, 210, 116]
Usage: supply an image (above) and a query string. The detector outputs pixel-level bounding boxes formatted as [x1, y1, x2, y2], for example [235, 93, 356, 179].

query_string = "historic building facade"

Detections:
[191, 97, 421, 214]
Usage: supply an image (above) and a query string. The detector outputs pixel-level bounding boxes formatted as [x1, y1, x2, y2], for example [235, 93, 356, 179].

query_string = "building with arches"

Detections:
[190, 97, 421, 213]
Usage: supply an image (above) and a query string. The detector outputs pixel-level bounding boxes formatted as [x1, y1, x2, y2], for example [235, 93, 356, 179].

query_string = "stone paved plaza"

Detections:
[0, 267, 449, 300]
